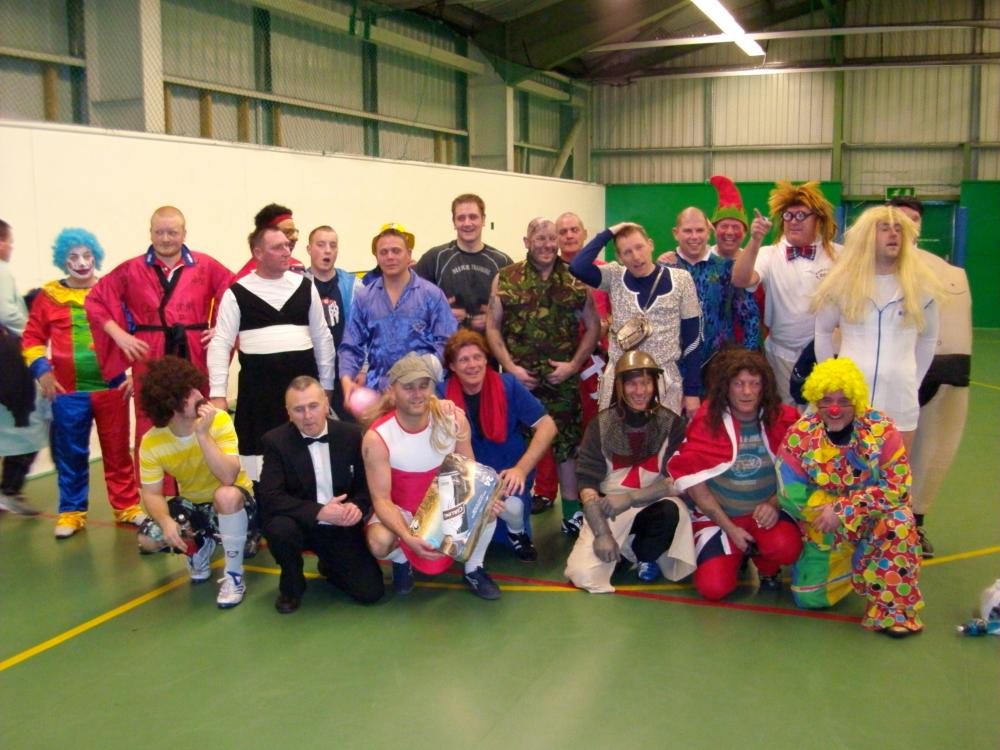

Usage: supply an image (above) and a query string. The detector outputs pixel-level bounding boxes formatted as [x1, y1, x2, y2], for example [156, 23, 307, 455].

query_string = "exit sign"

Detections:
[886, 186, 916, 198]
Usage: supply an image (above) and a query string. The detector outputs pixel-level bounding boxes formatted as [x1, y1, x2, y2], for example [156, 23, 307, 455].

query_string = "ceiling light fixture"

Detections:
[690, 0, 766, 57]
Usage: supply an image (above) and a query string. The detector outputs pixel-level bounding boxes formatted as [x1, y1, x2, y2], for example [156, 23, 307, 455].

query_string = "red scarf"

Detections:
[445, 369, 508, 444]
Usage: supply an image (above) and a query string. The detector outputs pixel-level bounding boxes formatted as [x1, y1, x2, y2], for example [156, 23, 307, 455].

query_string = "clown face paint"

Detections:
[65, 246, 96, 282]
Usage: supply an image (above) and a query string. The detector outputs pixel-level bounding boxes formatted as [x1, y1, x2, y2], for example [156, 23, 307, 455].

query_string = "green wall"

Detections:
[960, 181, 1000, 328]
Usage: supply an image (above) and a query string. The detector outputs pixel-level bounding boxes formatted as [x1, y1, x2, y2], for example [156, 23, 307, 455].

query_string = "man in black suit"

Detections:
[258, 376, 385, 613]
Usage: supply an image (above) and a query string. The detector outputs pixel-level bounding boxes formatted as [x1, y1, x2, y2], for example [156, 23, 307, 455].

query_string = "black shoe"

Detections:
[508, 531, 538, 562]
[530, 494, 555, 514]
[561, 511, 584, 538]
[275, 593, 301, 614]
[758, 574, 782, 592]
[917, 527, 935, 559]
[463, 567, 501, 600]
[392, 561, 415, 595]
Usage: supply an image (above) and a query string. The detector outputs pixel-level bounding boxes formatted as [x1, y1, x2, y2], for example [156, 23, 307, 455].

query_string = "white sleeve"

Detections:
[207, 288, 240, 398]
[813, 304, 839, 363]
[308, 282, 336, 389]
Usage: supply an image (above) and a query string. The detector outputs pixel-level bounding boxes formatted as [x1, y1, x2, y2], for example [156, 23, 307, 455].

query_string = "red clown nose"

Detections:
[826, 404, 842, 418]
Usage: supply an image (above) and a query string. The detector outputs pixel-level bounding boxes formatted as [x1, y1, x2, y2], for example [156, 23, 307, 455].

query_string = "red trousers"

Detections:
[693, 512, 802, 601]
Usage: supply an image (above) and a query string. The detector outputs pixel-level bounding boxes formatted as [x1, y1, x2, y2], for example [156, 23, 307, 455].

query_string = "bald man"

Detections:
[86, 206, 234, 473]
[657, 207, 760, 387]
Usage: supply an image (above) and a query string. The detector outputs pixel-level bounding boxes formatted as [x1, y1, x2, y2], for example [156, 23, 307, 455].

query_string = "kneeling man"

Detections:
[565, 352, 696, 593]
[136, 356, 256, 609]
[363, 353, 504, 599]
[667, 349, 801, 599]
[776, 357, 924, 638]
[258, 377, 384, 613]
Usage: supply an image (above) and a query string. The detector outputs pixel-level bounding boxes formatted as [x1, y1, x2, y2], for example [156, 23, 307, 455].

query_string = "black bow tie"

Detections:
[303, 434, 329, 445]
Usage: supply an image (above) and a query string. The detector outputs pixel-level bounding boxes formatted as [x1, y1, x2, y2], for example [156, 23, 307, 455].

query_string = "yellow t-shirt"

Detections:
[139, 410, 253, 502]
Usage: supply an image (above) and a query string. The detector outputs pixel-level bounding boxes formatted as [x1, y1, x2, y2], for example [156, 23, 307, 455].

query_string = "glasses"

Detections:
[782, 210, 814, 223]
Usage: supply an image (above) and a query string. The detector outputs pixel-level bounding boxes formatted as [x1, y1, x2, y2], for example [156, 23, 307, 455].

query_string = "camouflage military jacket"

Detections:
[497, 256, 588, 375]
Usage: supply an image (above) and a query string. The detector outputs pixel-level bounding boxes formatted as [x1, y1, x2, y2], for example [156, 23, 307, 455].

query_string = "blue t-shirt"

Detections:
[437, 372, 546, 472]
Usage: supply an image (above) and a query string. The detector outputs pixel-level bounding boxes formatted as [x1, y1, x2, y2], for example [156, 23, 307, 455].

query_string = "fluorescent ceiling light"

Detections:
[690, 0, 766, 57]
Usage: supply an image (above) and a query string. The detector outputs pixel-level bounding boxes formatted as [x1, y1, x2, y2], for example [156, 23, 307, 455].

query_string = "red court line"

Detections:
[487, 571, 860, 623]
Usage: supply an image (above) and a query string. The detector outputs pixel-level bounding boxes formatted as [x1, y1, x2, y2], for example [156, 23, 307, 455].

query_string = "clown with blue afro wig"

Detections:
[20, 226, 145, 539]
[52, 227, 104, 277]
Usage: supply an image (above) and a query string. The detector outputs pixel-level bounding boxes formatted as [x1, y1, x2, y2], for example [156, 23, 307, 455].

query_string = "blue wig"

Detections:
[52, 227, 105, 271]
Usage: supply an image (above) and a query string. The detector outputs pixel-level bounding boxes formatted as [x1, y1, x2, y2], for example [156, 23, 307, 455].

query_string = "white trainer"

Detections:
[216, 571, 246, 609]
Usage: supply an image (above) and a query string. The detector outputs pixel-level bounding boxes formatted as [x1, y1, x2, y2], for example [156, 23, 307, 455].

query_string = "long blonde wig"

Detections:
[363, 392, 468, 453]
[768, 180, 837, 259]
[812, 205, 941, 330]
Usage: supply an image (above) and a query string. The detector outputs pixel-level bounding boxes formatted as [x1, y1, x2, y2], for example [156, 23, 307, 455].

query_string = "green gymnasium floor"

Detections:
[3, 332, 999, 750]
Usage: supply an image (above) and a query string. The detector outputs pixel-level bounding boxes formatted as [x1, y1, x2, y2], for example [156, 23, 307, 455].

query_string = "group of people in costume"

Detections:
[0, 178, 971, 636]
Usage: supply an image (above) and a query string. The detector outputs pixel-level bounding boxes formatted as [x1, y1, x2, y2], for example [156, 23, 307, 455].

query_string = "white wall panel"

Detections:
[844, 68, 970, 143]
[712, 151, 830, 182]
[593, 154, 703, 185]
[162, 0, 255, 89]
[981, 66, 1000, 141]
[845, 0, 975, 56]
[845, 148, 961, 195]
[0, 120, 604, 285]
[379, 124, 436, 163]
[271, 14, 364, 109]
[0, 58, 75, 124]
[281, 107, 365, 156]
[377, 50, 459, 129]
[528, 96, 561, 149]
[167, 86, 200, 138]
[592, 79, 703, 149]
[986, 0, 1000, 52]
[978, 151, 1000, 180]
[0, 0, 68, 56]
[713, 73, 833, 146]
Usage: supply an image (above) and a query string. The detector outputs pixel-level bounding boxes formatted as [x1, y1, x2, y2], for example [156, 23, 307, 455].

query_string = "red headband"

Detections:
[267, 213, 293, 227]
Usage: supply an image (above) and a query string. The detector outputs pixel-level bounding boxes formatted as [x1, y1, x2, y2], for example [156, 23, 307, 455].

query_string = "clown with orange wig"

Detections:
[776, 358, 923, 638]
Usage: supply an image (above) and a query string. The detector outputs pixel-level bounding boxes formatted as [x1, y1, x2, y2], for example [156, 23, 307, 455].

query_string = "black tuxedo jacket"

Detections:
[257, 419, 370, 528]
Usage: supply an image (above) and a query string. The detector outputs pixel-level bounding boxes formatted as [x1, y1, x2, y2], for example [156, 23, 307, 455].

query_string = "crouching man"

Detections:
[565, 352, 696, 593]
[136, 356, 257, 609]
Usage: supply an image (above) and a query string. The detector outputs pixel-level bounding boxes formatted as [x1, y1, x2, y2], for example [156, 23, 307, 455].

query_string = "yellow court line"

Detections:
[0, 574, 191, 673]
[970, 380, 1000, 392]
[921, 545, 1000, 567]
[5, 545, 1000, 672]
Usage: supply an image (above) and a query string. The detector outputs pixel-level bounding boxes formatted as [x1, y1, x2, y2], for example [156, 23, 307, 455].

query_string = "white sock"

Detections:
[386, 545, 408, 564]
[464, 519, 496, 573]
[218, 509, 247, 578]
[500, 496, 525, 533]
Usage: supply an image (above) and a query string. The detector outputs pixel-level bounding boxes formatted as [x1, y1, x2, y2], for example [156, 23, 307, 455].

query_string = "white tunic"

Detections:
[815, 275, 939, 431]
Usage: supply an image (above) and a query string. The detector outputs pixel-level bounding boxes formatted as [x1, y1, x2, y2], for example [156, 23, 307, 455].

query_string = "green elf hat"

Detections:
[709, 175, 748, 228]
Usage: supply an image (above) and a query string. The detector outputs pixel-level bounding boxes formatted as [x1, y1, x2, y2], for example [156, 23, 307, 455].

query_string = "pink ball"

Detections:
[347, 386, 379, 418]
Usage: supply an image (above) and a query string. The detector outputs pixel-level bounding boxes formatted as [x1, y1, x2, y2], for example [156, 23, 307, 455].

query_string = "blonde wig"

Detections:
[363, 392, 466, 452]
[802, 358, 869, 414]
[812, 205, 941, 331]
[768, 180, 837, 258]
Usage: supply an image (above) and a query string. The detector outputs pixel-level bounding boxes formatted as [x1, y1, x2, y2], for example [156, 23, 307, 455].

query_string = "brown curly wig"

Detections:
[139, 356, 206, 427]
[703, 348, 782, 434]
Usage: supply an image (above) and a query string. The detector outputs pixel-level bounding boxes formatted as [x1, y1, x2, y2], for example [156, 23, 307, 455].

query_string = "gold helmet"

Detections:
[613, 351, 663, 409]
